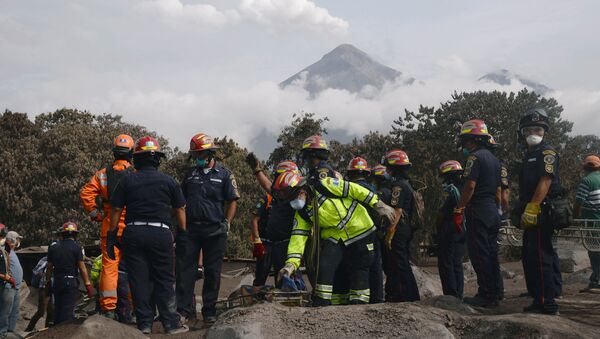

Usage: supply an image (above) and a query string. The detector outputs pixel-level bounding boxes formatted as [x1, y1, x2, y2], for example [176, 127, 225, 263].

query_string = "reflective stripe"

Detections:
[291, 229, 311, 236]
[364, 191, 374, 205]
[349, 294, 370, 303]
[344, 226, 376, 245]
[350, 288, 370, 296]
[315, 284, 333, 292]
[336, 201, 358, 229]
[331, 293, 349, 305]
[127, 221, 169, 229]
[100, 290, 117, 297]
[342, 181, 350, 197]
[287, 253, 303, 260]
[307, 195, 328, 217]
[314, 291, 332, 300]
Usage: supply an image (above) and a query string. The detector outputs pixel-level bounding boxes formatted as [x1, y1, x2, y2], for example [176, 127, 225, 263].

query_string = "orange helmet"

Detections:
[439, 160, 463, 175]
[275, 161, 299, 174]
[459, 119, 491, 139]
[347, 157, 371, 174]
[189, 133, 218, 153]
[271, 171, 306, 201]
[134, 136, 165, 156]
[382, 150, 411, 167]
[61, 221, 79, 233]
[371, 164, 388, 178]
[301, 135, 329, 151]
[113, 134, 134, 152]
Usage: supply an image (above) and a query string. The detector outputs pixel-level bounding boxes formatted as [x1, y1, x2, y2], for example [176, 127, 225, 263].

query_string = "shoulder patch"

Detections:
[542, 150, 557, 156]
[467, 155, 477, 161]
[331, 178, 340, 186]
[543, 154, 556, 164]
[318, 171, 328, 179]
[230, 174, 238, 189]
[501, 167, 508, 178]
[545, 164, 554, 174]
[391, 186, 401, 206]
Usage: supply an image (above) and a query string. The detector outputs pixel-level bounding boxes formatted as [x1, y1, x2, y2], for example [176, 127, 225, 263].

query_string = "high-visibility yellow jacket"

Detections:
[286, 177, 379, 268]
[90, 255, 102, 286]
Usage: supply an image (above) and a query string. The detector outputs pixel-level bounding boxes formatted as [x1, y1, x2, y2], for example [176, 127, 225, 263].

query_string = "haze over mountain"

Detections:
[479, 69, 552, 95]
[280, 44, 414, 97]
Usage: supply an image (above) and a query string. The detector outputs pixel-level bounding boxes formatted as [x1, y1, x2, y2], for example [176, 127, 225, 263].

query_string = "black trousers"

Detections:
[116, 266, 132, 323]
[465, 206, 501, 301]
[176, 232, 226, 318]
[385, 224, 420, 302]
[122, 225, 179, 331]
[53, 277, 79, 325]
[522, 225, 559, 312]
[369, 234, 384, 303]
[253, 239, 289, 287]
[437, 221, 466, 299]
[313, 234, 374, 306]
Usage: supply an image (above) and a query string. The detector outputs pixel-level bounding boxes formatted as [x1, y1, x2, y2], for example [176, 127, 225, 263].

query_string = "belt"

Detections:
[62, 275, 76, 279]
[127, 221, 170, 229]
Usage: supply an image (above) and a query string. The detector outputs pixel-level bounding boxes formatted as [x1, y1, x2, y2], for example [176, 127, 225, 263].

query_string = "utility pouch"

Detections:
[550, 197, 573, 230]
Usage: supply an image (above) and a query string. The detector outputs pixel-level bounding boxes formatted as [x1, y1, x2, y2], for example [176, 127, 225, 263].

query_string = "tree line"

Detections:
[2, 89, 599, 258]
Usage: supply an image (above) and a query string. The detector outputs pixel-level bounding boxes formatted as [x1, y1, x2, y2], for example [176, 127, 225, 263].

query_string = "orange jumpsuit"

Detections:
[80, 159, 130, 312]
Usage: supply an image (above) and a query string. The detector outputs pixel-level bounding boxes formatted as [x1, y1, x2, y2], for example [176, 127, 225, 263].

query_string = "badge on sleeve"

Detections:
[464, 156, 475, 176]
[545, 164, 554, 174]
[543, 154, 556, 165]
[391, 186, 401, 206]
[318, 170, 328, 179]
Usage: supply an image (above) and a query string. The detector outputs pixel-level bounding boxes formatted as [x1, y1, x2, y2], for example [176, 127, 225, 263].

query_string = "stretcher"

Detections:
[214, 285, 310, 315]
[499, 219, 600, 252]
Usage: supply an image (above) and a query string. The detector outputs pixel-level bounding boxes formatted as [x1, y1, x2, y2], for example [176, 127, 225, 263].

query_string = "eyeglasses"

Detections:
[521, 126, 544, 135]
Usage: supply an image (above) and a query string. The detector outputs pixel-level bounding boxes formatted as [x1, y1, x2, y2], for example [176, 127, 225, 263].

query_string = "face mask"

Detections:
[196, 158, 208, 168]
[290, 197, 306, 210]
[0, 239, 5, 246]
[526, 135, 543, 146]
[462, 148, 470, 157]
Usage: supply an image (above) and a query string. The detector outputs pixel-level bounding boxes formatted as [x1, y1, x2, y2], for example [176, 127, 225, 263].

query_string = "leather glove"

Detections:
[245, 152, 263, 173]
[453, 207, 465, 234]
[85, 284, 94, 298]
[106, 228, 118, 260]
[7, 276, 17, 289]
[277, 263, 296, 284]
[385, 225, 396, 250]
[253, 240, 266, 258]
[89, 209, 103, 222]
[374, 201, 396, 224]
[521, 202, 541, 229]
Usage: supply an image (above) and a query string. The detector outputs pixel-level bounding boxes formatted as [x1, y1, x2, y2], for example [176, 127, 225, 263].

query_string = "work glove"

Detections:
[89, 209, 103, 222]
[385, 225, 396, 250]
[253, 240, 266, 259]
[245, 152, 263, 173]
[453, 207, 465, 234]
[374, 201, 396, 224]
[106, 228, 118, 260]
[521, 202, 541, 229]
[85, 283, 94, 298]
[277, 263, 296, 284]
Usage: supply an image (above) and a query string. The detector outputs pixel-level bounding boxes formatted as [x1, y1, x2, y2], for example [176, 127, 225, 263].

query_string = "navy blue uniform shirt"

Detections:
[463, 148, 501, 206]
[518, 142, 561, 203]
[253, 194, 271, 240]
[389, 178, 415, 222]
[255, 193, 295, 242]
[181, 163, 240, 227]
[47, 239, 83, 278]
[110, 166, 186, 226]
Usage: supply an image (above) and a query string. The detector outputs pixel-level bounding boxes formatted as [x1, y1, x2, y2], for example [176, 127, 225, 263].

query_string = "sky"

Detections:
[1, 0, 599, 154]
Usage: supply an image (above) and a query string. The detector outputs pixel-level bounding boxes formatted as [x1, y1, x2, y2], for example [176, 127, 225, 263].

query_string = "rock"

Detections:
[421, 295, 478, 315]
[19, 282, 30, 305]
[208, 323, 262, 339]
[564, 267, 593, 285]
[412, 264, 443, 298]
[463, 262, 477, 282]
[37, 315, 147, 339]
[555, 247, 590, 273]
[500, 268, 516, 279]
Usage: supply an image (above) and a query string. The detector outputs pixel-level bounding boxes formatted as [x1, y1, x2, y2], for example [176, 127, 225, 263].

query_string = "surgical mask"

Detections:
[290, 197, 306, 210]
[462, 148, 470, 157]
[526, 135, 543, 146]
[196, 158, 208, 168]
[0, 239, 5, 246]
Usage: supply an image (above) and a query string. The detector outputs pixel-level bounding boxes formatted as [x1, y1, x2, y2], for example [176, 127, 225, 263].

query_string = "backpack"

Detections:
[105, 165, 133, 200]
[402, 179, 426, 231]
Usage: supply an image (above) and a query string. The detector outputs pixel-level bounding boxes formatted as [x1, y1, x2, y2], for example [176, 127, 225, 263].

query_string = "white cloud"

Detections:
[140, 0, 348, 34]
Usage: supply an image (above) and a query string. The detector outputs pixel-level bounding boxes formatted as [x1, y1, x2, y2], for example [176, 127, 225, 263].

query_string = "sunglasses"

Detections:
[521, 126, 544, 135]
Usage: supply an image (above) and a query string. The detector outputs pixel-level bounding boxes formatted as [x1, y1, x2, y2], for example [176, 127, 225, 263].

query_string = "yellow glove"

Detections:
[521, 202, 541, 229]
[385, 226, 396, 250]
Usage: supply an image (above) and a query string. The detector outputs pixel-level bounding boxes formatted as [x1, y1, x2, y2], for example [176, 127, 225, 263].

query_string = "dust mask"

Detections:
[526, 135, 543, 146]
[0, 239, 5, 246]
[290, 197, 306, 210]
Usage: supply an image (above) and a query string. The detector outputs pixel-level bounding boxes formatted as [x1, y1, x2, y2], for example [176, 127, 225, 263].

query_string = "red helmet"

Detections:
[113, 134, 134, 153]
[439, 160, 463, 175]
[275, 161, 299, 174]
[190, 133, 218, 153]
[61, 221, 79, 233]
[459, 119, 491, 139]
[382, 150, 411, 167]
[371, 164, 388, 178]
[134, 136, 165, 156]
[271, 171, 306, 201]
[301, 135, 329, 151]
[347, 157, 371, 173]
[0, 223, 6, 237]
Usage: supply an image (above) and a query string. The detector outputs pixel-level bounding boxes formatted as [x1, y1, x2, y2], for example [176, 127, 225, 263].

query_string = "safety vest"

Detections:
[286, 177, 379, 268]
[90, 255, 102, 285]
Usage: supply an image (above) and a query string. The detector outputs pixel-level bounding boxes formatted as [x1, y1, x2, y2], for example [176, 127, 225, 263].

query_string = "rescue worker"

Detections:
[487, 136, 507, 301]
[516, 108, 562, 315]
[299, 135, 339, 183]
[109, 136, 189, 334]
[575, 155, 600, 293]
[1, 230, 23, 338]
[369, 165, 393, 303]
[176, 133, 239, 324]
[274, 171, 396, 306]
[45, 222, 94, 325]
[454, 119, 502, 308]
[381, 150, 420, 302]
[435, 160, 466, 299]
[245, 158, 300, 287]
[346, 157, 384, 303]
[80, 134, 134, 322]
